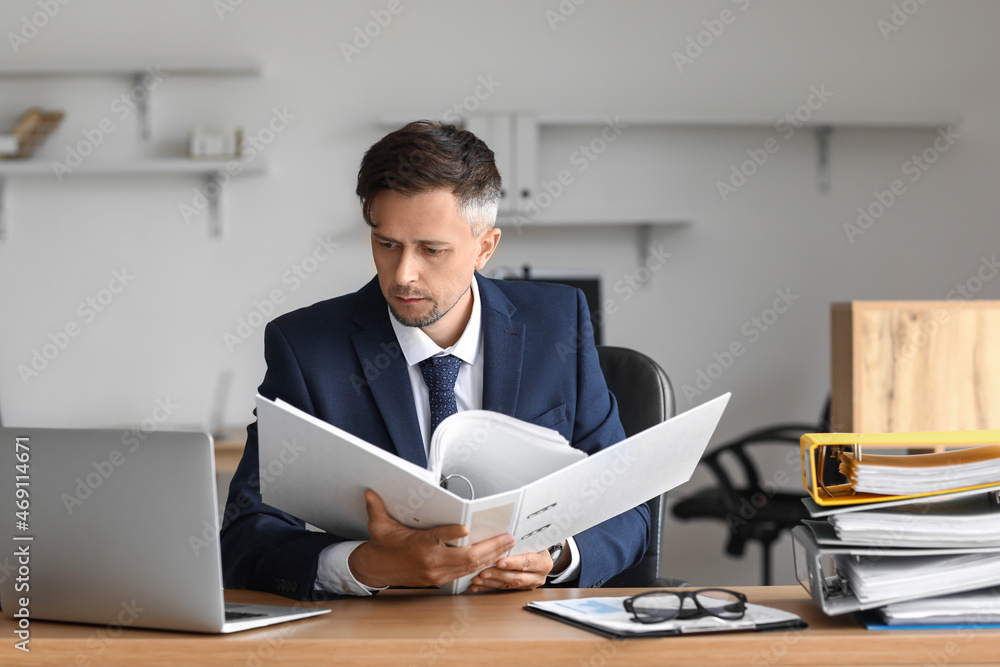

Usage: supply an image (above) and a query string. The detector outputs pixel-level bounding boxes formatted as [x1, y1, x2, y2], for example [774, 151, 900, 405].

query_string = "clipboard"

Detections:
[800, 430, 1000, 507]
[524, 596, 807, 639]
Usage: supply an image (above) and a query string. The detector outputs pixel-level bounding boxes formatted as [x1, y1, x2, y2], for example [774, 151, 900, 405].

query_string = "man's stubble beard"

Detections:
[387, 284, 470, 329]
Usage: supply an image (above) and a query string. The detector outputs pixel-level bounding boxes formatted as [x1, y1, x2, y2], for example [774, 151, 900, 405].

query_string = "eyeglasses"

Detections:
[623, 589, 747, 624]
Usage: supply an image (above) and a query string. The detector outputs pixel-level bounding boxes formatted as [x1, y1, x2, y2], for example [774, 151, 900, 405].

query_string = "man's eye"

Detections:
[424, 247, 442, 255]
[379, 241, 395, 249]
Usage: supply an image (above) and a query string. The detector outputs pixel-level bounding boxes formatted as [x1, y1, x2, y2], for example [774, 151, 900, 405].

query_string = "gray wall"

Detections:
[2, 0, 998, 586]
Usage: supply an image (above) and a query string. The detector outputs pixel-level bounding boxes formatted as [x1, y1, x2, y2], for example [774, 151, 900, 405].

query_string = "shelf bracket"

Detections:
[133, 71, 151, 140]
[815, 125, 833, 193]
[636, 222, 652, 285]
[206, 171, 224, 238]
[0, 177, 7, 242]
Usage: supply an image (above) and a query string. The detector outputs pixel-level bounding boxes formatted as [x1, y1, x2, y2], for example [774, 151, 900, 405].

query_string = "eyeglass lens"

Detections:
[631, 589, 744, 622]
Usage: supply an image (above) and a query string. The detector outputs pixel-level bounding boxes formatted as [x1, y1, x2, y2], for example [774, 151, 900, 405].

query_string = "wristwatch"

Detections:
[546, 542, 565, 579]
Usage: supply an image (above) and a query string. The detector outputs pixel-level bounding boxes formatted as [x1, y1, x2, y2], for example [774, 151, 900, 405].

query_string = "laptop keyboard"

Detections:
[226, 610, 268, 621]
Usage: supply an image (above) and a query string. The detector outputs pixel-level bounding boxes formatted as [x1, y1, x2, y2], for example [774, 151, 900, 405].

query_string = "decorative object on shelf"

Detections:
[1, 107, 64, 159]
[188, 126, 243, 158]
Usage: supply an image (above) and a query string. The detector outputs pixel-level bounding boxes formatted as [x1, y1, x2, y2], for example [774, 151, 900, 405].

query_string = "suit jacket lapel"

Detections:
[478, 274, 525, 416]
[351, 279, 427, 467]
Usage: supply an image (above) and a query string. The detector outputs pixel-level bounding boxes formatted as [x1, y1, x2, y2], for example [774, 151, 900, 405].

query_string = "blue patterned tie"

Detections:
[418, 354, 462, 436]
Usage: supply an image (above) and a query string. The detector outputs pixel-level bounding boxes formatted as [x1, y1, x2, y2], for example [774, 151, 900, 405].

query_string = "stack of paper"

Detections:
[828, 495, 1000, 547]
[877, 587, 1000, 626]
[841, 444, 1000, 495]
[833, 551, 1000, 605]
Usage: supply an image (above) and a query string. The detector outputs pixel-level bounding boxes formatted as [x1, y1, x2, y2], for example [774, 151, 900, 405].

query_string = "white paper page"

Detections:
[256, 395, 466, 539]
[829, 495, 1000, 545]
[429, 410, 586, 499]
[511, 393, 730, 555]
[835, 552, 1000, 604]
[880, 587, 1000, 620]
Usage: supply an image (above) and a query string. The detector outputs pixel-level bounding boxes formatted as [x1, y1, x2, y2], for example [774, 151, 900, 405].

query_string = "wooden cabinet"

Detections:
[831, 300, 1000, 434]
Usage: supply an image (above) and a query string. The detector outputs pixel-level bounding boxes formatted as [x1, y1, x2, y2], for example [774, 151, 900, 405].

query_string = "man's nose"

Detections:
[395, 248, 419, 284]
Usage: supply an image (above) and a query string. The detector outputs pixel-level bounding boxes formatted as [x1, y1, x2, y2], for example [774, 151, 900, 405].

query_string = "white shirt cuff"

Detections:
[548, 537, 581, 584]
[314, 541, 388, 596]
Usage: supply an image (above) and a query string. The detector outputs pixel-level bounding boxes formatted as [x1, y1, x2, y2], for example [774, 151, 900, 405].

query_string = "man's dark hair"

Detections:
[356, 120, 502, 235]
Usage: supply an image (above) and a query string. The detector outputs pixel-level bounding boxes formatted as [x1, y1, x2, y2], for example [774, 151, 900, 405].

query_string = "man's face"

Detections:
[370, 188, 500, 343]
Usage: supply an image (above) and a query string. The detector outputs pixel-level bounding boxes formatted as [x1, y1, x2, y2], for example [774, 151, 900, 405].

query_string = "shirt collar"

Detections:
[388, 276, 482, 367]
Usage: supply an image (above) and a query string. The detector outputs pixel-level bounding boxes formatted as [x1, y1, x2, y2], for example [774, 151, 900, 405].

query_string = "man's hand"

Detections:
[348, 489, 515, 589]
[468, 540, 569, 593]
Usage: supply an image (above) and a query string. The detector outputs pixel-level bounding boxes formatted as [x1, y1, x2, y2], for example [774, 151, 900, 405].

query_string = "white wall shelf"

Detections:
[0, 57, 261, 77]
[381, 110, 960, 197]
[531, 111, 960, 129]
[0, 158, 267, 240]
[497, 216, 691, 266]
[0, 58, 262, 139]
[0, 57, 264, 240]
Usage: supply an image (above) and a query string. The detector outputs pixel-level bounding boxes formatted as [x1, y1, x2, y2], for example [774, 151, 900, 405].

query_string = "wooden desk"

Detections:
[3, 586, 999, 666]
[213, 428, 246, 475]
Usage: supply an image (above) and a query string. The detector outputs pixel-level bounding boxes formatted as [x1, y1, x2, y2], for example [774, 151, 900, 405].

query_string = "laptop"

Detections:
[0, 426, 330, 633]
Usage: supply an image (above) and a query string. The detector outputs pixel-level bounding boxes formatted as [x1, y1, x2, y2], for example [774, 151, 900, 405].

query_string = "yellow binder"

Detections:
[800, 430, 1000, 506]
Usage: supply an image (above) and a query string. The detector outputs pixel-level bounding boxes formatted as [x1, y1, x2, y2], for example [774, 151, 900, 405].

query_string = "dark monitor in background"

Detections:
[499, 266, 603, 345]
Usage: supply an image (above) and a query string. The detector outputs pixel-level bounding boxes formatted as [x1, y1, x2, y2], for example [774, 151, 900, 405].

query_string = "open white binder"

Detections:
[257, 392, 730, 593]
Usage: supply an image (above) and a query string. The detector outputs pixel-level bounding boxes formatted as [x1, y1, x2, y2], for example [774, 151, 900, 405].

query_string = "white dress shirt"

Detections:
[315, 279, 579, 595]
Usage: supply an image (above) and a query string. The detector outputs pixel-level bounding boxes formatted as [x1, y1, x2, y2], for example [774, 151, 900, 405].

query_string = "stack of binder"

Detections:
[792, 430, 1000, 627]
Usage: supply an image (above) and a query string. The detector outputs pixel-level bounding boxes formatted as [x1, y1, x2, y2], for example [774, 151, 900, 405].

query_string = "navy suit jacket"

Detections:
[220, 273, 649, 600]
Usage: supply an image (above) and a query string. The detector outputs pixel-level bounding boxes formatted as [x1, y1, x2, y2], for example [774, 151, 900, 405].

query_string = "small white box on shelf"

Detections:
[188, 126, 242, 158]
[0, 134, 18, 155]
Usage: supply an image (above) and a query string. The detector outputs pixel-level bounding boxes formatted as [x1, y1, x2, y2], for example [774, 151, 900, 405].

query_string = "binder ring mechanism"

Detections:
[818, 443, 861, 498]
[440, 474, 475, 500]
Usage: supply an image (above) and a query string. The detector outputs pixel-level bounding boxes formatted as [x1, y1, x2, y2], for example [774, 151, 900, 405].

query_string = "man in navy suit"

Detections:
[220, 121, 649, 599]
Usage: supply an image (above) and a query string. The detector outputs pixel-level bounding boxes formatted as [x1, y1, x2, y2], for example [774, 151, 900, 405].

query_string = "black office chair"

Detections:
[670, 413, 828, 585]
[595, 345, 688, 588]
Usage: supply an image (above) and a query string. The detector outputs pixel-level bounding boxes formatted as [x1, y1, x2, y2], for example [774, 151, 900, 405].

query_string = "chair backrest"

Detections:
[595, 345, 675, 587]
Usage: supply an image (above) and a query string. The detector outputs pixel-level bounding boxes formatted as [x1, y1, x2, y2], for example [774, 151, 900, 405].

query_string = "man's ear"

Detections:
[475, 227, 502, 270]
